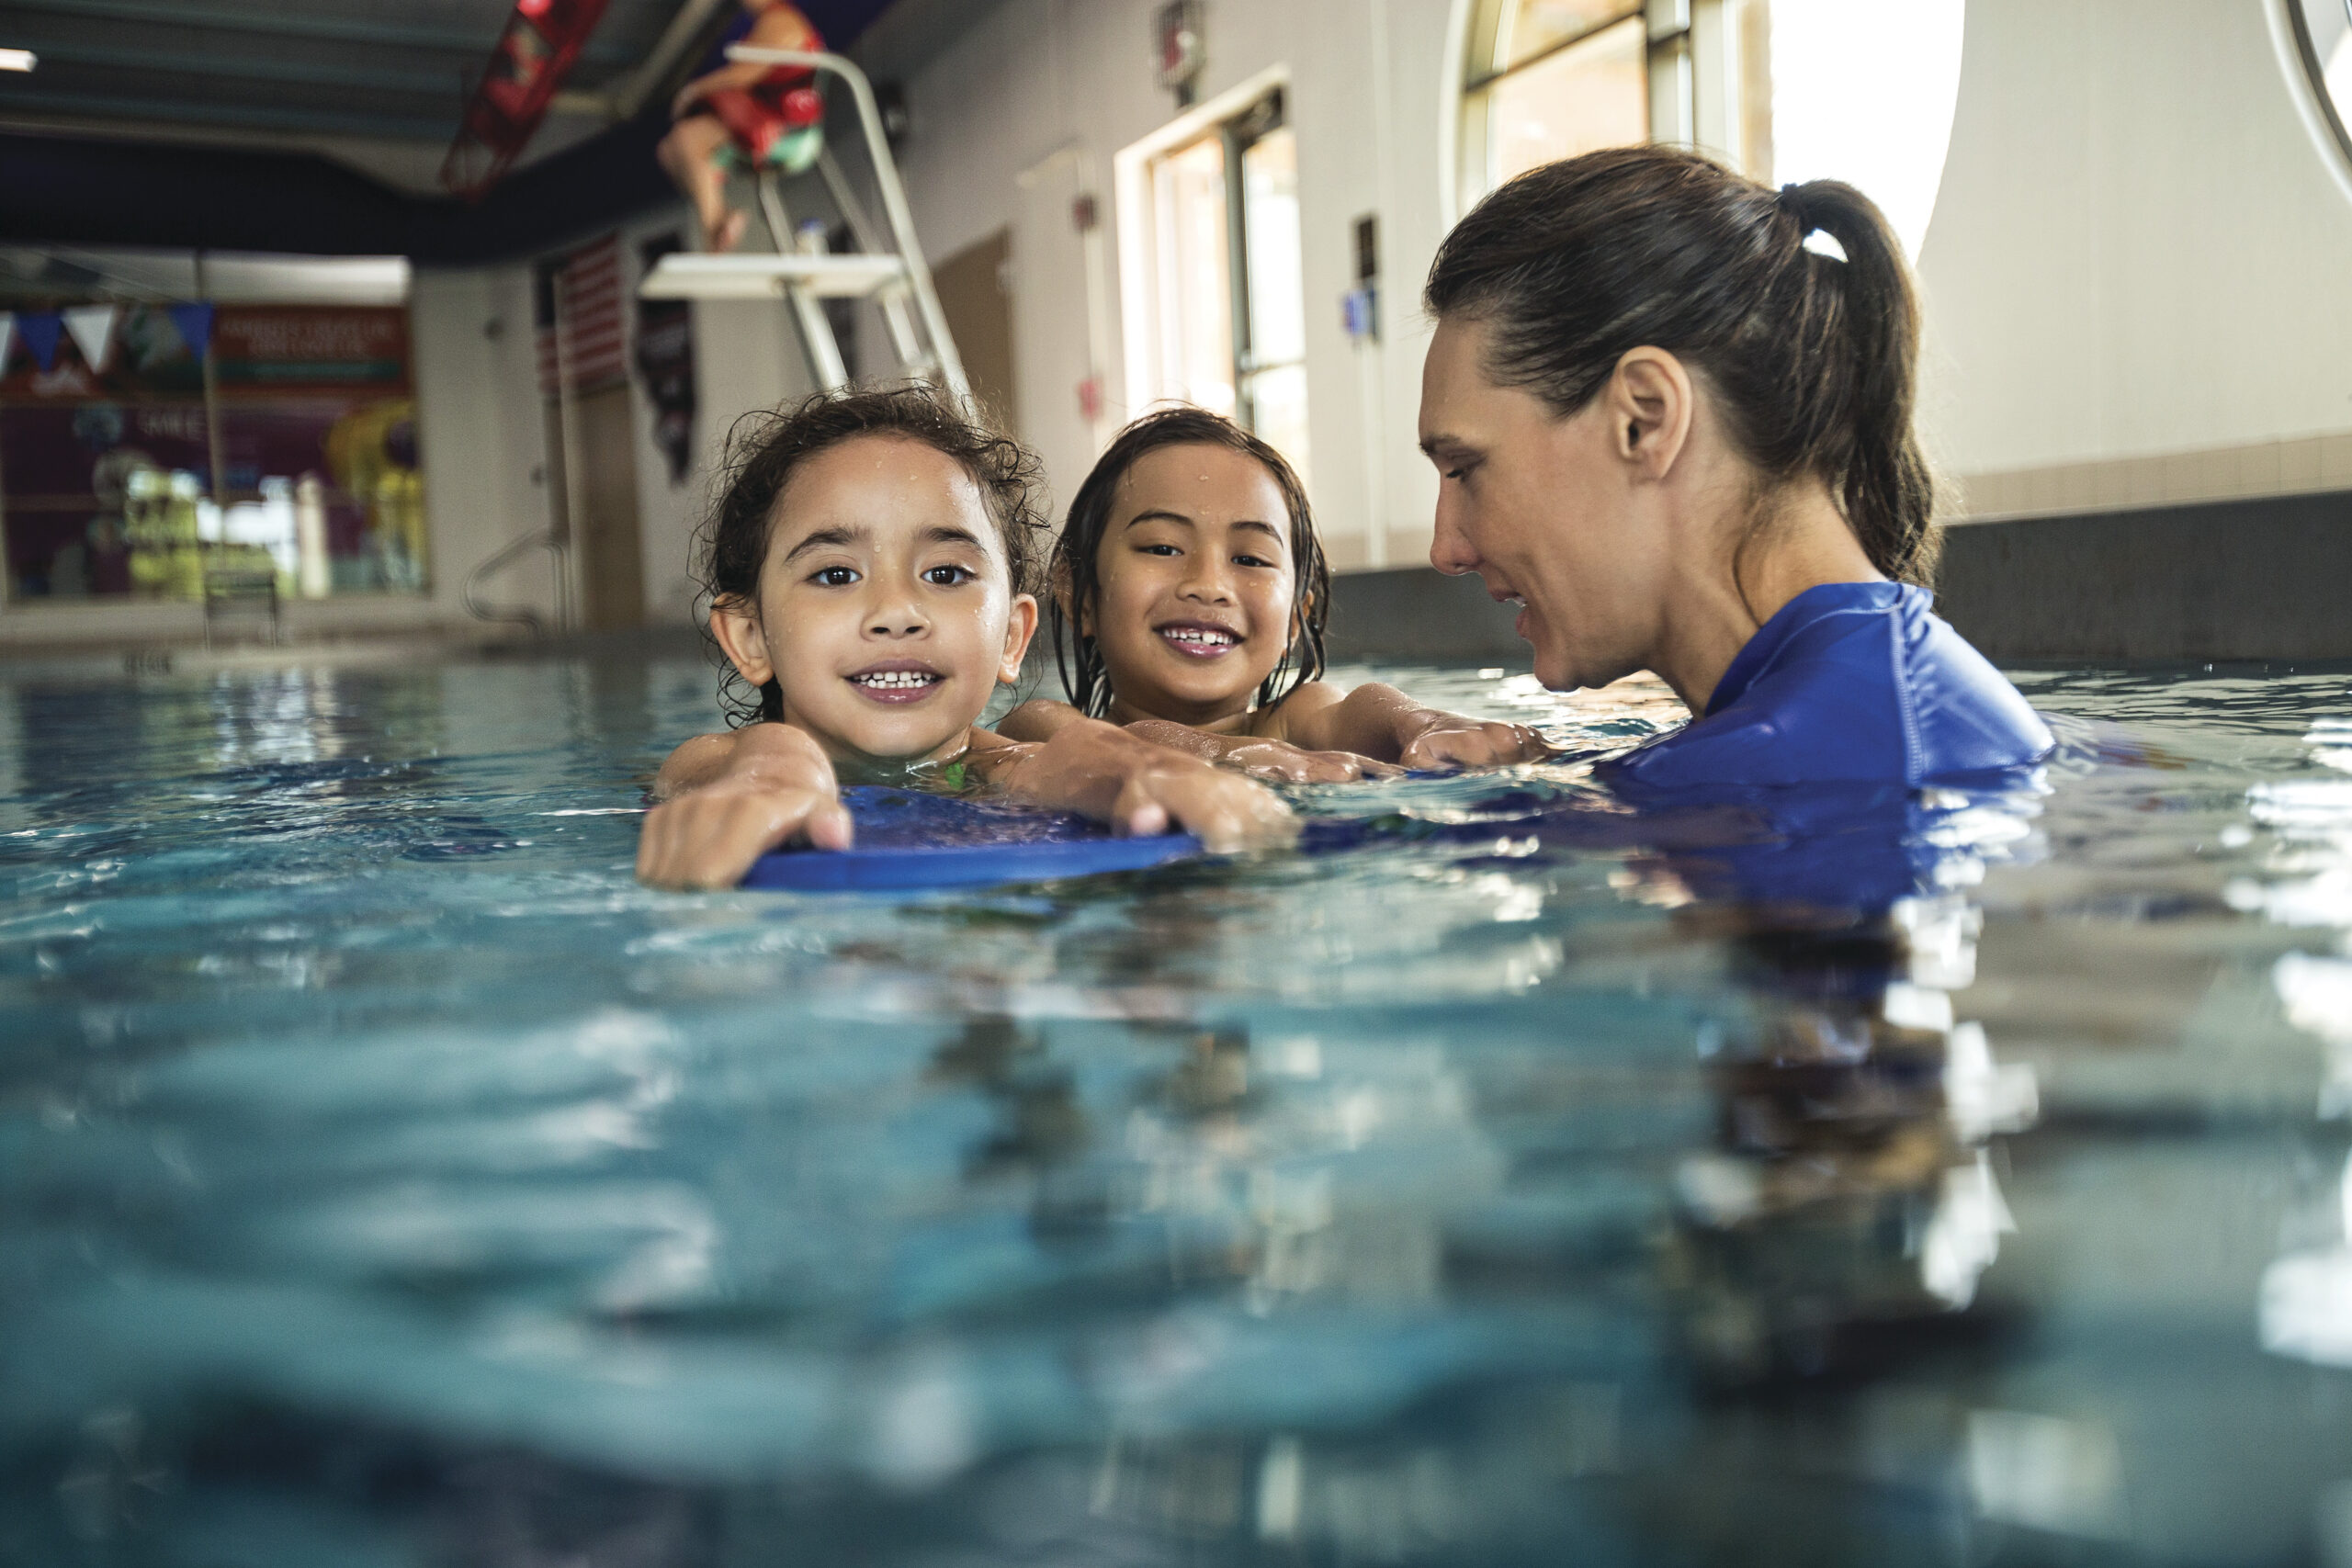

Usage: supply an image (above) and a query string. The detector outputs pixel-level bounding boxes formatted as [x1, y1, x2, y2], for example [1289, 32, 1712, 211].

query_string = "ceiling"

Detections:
[0, 0, 910, 262]
[0, 0, 900, 190]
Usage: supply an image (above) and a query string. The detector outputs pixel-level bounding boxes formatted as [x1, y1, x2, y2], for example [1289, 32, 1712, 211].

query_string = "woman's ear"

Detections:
[998, 592, 1040, 684]
[708, 594, 775, 688]
[1607, 346, 1695, 481]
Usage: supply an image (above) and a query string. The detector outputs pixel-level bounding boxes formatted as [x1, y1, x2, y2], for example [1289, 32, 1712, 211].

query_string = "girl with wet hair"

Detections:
[636, 385, 1295, 889]
[1418, 145, 2049, 787]
[1000, 406, 1548, 783]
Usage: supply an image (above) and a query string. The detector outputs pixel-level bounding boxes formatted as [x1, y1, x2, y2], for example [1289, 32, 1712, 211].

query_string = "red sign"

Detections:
[441, 0, 615, 201]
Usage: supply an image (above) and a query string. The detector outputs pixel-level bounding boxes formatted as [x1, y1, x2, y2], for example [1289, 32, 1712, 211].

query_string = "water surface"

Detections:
[3, 652, 2349, 1566]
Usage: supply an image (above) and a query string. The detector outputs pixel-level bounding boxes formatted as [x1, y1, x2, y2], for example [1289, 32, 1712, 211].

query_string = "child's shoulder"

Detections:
[1246, 679, 1345, 739]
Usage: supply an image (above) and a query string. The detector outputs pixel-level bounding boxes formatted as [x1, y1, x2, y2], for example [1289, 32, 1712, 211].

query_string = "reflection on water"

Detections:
[1, 657, 2350, 1564]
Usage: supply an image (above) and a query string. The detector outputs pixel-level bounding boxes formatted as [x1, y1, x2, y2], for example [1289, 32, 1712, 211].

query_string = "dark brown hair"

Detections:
[1048, 406, 1329, 718]
[697, 382, 1048, 726]
[1424, 145, 1939, 588]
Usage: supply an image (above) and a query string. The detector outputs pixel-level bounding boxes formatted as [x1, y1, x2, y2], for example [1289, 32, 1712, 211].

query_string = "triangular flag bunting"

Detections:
[167, 300, 216, 361]
[0, 312, 14, 376]
[62, 304, 119, 372]
[17, 311, 61, 372]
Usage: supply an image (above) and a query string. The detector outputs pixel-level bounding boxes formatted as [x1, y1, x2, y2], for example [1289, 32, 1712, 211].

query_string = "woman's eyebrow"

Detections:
[1122, 508, 1195, 530]
[781, 525, 866, 563]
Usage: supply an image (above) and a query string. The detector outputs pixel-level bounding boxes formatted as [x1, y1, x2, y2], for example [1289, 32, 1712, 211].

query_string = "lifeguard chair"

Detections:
[637, 48, 967, 400]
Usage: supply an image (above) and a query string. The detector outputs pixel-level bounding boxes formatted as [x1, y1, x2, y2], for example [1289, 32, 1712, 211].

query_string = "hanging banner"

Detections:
[633, 231, 696, 484]
[17, 311, 62, 373]
[0, 305, 409, 401]
[166, 301, 215, 361]
[62, 305, 119, 373]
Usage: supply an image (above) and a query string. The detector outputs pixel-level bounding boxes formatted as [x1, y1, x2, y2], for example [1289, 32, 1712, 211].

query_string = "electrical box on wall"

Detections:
[1343, 213, 1379, 344]
[1154, 0, 1204, 105]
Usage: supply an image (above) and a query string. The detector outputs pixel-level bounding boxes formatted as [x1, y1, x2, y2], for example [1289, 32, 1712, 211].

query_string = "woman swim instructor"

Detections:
[1418, 146, 2050, 788]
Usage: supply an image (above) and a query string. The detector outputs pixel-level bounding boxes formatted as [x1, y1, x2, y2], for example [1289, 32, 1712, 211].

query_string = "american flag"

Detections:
[536, 234, 628, 395]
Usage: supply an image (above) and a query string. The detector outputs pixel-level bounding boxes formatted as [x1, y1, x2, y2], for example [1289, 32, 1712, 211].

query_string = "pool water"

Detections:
[3, 652, 2350, 1566]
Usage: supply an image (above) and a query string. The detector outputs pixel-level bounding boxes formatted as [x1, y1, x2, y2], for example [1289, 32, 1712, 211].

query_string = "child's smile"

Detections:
[845, 659, 946, 702]
[1158, 620, 1242, 659]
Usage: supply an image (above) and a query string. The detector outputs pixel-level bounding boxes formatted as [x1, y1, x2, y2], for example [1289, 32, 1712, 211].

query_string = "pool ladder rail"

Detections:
[637, 48, 968, 401]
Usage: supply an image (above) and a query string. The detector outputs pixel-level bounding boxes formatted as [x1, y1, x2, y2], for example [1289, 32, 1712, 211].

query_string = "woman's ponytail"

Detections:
[1776, 179, 1939, 585]
[1425, 148, 1942, 588]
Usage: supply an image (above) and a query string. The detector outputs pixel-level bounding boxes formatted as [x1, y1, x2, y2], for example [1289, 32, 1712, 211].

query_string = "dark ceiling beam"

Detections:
[0, 112, 678, 265]
[21, 41, 474, 99]
[0, 86, 451, 142]
[0, 0, 639, 66]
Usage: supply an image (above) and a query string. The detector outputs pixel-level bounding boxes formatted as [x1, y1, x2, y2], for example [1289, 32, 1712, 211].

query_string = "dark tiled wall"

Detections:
[1324, 491, 2352, 665]
[1936, 491, 2352, 661]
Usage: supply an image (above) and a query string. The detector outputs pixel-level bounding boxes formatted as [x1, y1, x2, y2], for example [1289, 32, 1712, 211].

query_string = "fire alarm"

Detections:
[1154, 0, 1204, 96]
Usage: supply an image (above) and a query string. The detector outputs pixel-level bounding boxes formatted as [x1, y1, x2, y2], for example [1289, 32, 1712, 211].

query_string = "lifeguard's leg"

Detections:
[657, 118, 743, 251]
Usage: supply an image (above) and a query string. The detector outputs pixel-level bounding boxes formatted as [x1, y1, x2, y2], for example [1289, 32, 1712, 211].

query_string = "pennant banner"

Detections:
[62, 304, 119, 373]
[167, 300, 215, 361]
[17, 311, 61, 373]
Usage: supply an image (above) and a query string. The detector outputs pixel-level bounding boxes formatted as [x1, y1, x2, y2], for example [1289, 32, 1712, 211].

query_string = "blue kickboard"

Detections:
[741, 785, 1204, 891]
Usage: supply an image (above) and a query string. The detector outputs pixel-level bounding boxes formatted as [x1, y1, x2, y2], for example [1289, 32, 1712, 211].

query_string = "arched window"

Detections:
[1457, 0, 1653, 209]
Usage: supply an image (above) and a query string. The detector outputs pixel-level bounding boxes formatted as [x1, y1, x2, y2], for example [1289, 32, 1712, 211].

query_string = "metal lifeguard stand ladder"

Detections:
[638, 47, 967, 399]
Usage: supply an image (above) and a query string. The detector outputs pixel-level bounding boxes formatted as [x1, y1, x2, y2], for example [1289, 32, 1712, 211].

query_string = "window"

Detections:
[0, 296, 424, 603]
[1764, 0, 1964, 261]
[1460, 0, 1651, 205]
[1130, 86, 1312, 491]
[1453, 1, 1964, 261]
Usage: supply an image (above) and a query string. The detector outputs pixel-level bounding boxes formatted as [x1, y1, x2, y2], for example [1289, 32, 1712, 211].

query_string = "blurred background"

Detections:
[0, 0, 2346, 663]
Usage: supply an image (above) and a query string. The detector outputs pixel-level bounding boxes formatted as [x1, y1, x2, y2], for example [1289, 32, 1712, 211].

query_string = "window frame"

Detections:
[1114, 67, 1312, 479]
[1455, 0, 1653, 214]
[2282, 0, 2352, 197]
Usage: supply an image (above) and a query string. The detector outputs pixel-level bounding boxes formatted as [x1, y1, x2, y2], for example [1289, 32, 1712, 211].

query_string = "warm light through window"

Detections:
[1488, 15, 1648, 186]
[1767, 0, 1966, 261]
[1462, 0, 1648, 206]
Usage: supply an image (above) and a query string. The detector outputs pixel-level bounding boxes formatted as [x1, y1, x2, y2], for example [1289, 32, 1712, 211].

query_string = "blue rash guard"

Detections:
[1604, 581, 2052, 792]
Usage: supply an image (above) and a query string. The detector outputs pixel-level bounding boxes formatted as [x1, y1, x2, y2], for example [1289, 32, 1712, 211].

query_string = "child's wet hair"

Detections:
[1049, 407, 1329, 718]
[696, 382, 1048, 727]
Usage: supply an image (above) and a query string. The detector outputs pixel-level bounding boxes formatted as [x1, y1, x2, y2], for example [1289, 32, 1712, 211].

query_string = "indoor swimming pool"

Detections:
[3, 650, 2349, 1566]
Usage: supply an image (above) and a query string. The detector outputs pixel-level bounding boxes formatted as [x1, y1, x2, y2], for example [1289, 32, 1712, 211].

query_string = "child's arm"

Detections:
[999, 698, 1398, 784]
[968, 719, 1297, 852]
[637, 723, 853, 889]
[1270, 682, 1551, 769]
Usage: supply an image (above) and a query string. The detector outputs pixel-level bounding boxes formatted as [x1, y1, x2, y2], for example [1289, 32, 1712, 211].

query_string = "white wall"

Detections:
[885, 0, 1468, 569]
[1920, 0, 2352, 479]
[881, 0, 2352, 541]
[410, 265, 563, 628]
[407, 207, 818, 637]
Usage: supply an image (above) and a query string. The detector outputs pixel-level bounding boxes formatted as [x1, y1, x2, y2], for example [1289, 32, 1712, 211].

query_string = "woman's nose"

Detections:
[1430, 511, 1479, 576]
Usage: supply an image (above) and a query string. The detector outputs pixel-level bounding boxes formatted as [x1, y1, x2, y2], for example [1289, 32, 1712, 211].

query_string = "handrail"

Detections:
[723, 45, 970, 401]
[462, 527, 566, 635]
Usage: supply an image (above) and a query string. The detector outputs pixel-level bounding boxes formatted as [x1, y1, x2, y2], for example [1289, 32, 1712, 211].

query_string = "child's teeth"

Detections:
[855, 671, 934, 689]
